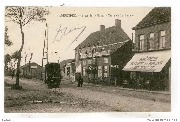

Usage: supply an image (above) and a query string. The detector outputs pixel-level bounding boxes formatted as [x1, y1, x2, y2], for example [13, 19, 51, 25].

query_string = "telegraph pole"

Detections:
[41, 23, 49, 81]
[46, 23, 49, 64]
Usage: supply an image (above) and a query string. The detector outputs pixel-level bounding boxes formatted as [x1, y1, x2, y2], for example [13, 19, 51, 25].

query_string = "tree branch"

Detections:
[23, 13, 37, 26]
[5, 15, 20, 24]
[8, 7, 18, 14]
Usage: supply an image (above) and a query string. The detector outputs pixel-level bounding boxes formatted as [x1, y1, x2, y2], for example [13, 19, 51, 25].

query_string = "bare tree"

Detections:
[5, 6, 49, 89]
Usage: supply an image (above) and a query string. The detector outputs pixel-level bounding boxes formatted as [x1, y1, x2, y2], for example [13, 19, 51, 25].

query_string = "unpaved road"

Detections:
[60, 87, 170, 112]
[4, 77, 113, 113]
[4, 76, 170, 112]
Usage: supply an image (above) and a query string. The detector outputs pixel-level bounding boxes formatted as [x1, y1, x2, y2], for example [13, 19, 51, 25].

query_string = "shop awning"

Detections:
[123, 50, 171, 72]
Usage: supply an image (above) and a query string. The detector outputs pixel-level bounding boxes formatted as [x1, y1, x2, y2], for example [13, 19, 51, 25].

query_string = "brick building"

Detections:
[20, 62, 43, 79]
[123, 7, 171, 91]
[75, 19, 133, 86]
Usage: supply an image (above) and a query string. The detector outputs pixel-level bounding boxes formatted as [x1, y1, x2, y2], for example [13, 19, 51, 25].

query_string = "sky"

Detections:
[5, 7, 153, 66]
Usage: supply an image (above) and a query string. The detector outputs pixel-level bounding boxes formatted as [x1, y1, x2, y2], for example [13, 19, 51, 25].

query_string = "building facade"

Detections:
[75, 19, 133, 86]
[60, 59, 75, 82]
[123, 7, 171, 91]
[20, 62, 43, 79]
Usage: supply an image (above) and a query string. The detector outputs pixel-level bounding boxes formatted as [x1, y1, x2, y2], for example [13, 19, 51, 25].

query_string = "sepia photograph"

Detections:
[3, 6, 172, 114]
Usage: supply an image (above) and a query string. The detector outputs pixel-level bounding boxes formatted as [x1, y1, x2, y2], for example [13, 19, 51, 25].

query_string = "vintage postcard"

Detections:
[1, 4, 179, 121]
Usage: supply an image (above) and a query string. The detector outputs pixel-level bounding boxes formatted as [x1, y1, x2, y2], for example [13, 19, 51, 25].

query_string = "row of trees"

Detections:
[5, 6, 49, 89]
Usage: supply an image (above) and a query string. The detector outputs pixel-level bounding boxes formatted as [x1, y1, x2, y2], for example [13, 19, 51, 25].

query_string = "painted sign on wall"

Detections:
[123, 50, 171, 72]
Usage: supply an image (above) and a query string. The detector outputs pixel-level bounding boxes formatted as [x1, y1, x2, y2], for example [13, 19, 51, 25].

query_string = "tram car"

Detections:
[45, 63, 61, 88]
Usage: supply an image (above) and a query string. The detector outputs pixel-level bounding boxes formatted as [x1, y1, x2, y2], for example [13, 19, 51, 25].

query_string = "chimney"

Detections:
[115, 19, 121, 28]
[100, 25, 105, 31]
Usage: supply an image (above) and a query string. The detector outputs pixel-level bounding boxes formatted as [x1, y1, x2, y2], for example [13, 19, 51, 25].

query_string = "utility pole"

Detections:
[46, 23, 49, 64]
[24, 52, 28, 65]
[42, 23, 49, 81]
[29, 53, 33, 78]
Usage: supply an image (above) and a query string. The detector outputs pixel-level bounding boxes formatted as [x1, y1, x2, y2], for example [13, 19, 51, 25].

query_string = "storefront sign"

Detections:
[31, 66, 37, 68]
[123, 50, 171, 72]
[111, 65, 119, 68]
[130, 56, 163, 70]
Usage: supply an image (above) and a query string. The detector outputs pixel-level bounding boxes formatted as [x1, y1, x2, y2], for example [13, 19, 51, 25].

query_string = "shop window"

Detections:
[83, 60, 86, 65]
[92, 58, 96, 64]
[88, 59, 92, 64]
[79, 52, 82, 59]
[103, 58, 109, 63]
[67, 67, 70, 75]
[98, 66, 102, 77]
[139, 35, 144, 51]
[103, 66, 108, 77]
[83, 67, 86, 76]
[148, 33, 154, 50]
[159, 30, 166, 49]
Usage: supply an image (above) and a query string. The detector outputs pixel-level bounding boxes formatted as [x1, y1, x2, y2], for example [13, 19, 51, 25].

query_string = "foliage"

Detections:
[5, 6, 49, 87]
[5, 26, 13, 46]
[4, 54, 12, 65]
[5, 6, 49, 26]
[11, 50, 19, 61]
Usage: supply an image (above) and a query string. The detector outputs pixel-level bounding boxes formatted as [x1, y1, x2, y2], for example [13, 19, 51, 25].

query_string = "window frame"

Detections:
[98, 66, 102, 77]
[103, 57, 109, 63]
[82, 60, 86, 65]
[139, 35, 145, 51]
[103, 66, 108, 77]
[88, 59, 92, 64]
[159, 30, 166, 49]
[148, 32, 154, 50]
[82, 67, 86, 76]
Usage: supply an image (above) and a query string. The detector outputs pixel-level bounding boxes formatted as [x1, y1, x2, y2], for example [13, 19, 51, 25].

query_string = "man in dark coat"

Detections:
[11, 70, 15, 79]
[77, 75, 81, 87]
[77, 75, 83, 87]
[79, 76, 83, 87]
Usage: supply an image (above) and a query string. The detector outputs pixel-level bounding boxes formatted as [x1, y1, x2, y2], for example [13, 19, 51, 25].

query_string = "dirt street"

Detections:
[4, 76, 170, 112]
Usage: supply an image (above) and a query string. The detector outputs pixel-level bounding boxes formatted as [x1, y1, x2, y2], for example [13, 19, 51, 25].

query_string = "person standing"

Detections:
[80, 76, 83, 87]
[11, 69, 15, 79]
[77, 75, 81, 87]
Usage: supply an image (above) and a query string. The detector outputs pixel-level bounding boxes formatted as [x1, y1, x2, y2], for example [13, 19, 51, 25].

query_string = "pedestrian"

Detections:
[77, 75, 81, 87]
[11, 70, 15, 79]
[80, 76, 83, 87]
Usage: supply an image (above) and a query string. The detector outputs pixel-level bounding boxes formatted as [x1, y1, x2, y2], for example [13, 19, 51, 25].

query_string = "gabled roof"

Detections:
[75, 26, 130, 50]
[59, 59, 75, 69]
[20, 62, 41, 69]
[133, 7, 171, 30]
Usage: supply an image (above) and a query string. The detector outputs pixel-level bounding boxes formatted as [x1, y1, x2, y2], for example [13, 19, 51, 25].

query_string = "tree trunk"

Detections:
[15, 54, 21, 86]
[15, 20, 24, 87]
